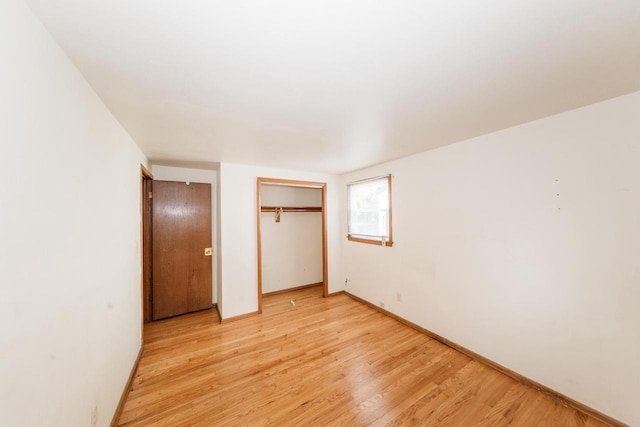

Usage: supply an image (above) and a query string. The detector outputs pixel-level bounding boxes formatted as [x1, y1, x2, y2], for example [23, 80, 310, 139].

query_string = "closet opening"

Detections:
[256, 178, 328, 313]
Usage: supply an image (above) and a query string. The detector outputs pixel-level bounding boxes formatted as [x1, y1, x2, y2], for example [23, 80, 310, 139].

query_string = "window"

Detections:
[347, 175, 393, 246]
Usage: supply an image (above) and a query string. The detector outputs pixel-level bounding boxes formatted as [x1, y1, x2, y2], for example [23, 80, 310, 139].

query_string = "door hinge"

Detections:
[148, 191, 153, 199]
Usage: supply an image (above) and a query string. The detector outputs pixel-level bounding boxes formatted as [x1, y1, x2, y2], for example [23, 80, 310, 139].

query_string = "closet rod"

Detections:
[261, 206, 322, 213]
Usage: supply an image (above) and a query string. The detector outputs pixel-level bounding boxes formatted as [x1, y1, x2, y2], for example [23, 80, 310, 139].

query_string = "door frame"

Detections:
[140, 165, 153, 332]
[256, 177, 328, 313]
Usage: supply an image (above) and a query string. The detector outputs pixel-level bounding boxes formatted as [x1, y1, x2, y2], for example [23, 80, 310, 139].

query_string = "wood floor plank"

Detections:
[116, 286, 610, 426]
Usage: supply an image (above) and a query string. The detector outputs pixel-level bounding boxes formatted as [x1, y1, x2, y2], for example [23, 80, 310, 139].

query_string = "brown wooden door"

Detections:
[152, 180, 212, 320]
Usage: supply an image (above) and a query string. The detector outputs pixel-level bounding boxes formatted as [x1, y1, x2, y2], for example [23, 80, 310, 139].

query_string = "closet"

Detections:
[258, 181, 324, 297]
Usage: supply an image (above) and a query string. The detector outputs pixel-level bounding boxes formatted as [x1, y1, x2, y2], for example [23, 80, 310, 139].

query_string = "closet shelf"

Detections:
[261, 206, 322, 213]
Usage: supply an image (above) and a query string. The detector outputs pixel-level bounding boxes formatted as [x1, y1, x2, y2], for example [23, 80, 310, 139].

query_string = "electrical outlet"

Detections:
[379, 301, 385, 308]
[91, 406, 98, 427]
[396, 292, 402, 302]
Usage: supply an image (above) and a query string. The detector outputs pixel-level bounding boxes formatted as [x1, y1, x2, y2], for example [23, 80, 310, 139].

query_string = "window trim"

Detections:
[347, 174, 393, 247]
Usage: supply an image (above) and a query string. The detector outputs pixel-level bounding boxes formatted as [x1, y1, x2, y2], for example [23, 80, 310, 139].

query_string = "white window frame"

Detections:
[347, 174, 393, 247]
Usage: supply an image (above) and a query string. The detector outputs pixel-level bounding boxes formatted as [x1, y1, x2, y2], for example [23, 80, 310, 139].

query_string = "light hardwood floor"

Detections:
[117, 286, 607, 426]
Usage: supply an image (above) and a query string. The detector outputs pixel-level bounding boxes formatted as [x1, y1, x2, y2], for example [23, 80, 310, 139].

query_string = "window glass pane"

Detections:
[348, 177, 390, 240]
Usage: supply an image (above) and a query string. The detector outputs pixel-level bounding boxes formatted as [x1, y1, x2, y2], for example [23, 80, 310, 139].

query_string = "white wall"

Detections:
[218, 163, 341, 318]
[0, 1, 146, 426]
[261, 186, 323, 293]
[261, 185, 323, 207]
[341, 91, 640, 425]
[150, 165, 218, 304]
[216, 171, 223, 316]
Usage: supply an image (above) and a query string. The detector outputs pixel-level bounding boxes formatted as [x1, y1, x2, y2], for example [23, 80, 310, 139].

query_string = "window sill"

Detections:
[347, 236, 393, 247]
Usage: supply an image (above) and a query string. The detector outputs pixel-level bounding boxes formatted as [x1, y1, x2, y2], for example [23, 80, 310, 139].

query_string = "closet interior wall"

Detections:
[260, 185, 323, 294]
